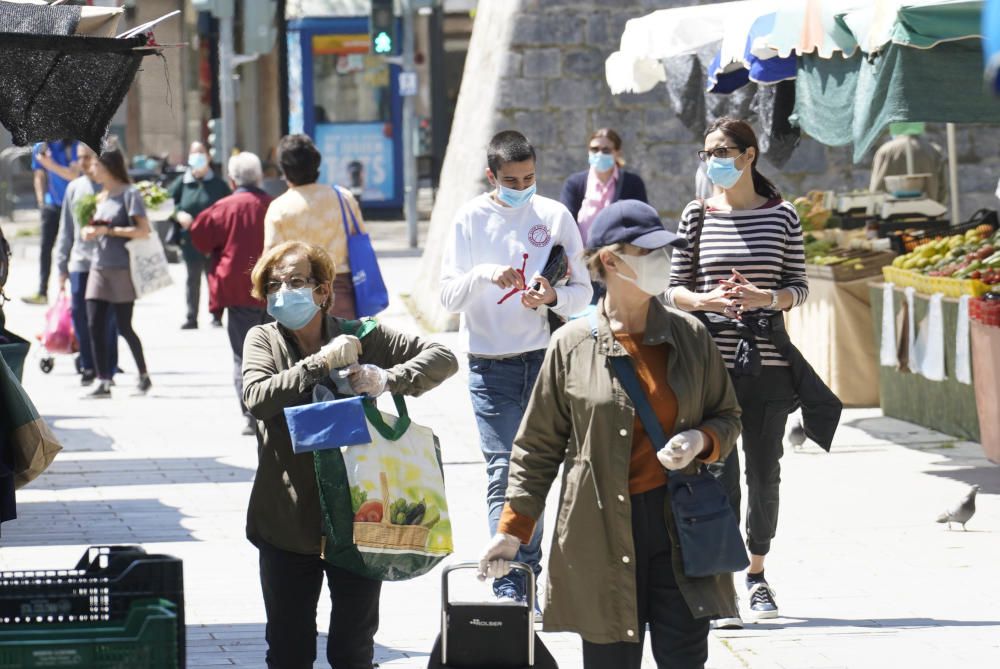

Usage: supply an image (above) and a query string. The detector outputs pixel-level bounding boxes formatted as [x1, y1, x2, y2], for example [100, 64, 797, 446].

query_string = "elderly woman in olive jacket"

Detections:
[242, 240, 458, 669]
[479, 201, 742, 669]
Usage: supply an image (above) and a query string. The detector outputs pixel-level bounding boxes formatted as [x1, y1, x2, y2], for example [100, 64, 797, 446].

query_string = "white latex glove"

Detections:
[477, 532, 520, 581]
[346, 363, 389, 397]
[319, 335, 362, 370]
[657, 429, 705, 471]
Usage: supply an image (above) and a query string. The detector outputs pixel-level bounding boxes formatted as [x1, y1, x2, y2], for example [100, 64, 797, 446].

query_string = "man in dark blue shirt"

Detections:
[23, 140, 81, 305]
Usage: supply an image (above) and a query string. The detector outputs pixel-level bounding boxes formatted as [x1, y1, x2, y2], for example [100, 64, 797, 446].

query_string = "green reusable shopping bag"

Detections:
[314, 320, 452, 581]
[0, 350, 62, 489]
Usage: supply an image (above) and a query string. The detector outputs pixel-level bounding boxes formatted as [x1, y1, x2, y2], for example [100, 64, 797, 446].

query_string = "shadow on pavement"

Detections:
[188, 622, 429, 667]
[926, 466, 1000, 495]
[744, 617, 1000, 631]
[42, 415, 115, 452]
[843, 416, 1000, 494]
[842, 416, 951, 445]
[27, 456, 256, 490]
[0, 499, 196, 546]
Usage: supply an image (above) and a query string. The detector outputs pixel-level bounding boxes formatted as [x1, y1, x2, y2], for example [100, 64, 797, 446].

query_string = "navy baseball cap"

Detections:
[586, 200, 687, 251]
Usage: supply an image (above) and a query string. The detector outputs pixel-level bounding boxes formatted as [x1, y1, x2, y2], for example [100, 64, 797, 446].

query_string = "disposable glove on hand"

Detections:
[347, 363, 389, 397]
[320, 335, 362, 371]
[477, 532, 520, 581]
[657, 429, 705, 471]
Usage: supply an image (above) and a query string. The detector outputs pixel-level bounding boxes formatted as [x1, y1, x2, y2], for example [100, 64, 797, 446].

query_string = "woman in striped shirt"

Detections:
[667, 117, 808, 627]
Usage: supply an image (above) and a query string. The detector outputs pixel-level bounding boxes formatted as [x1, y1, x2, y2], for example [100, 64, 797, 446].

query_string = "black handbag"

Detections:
[606, 348, 749, 579]
[535, 244, 569, 334]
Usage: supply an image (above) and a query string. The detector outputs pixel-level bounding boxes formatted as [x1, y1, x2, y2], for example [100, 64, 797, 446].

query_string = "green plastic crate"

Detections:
[0, 599, 177, 669]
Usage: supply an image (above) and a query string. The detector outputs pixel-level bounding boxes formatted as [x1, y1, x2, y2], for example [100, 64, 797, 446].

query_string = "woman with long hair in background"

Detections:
[81, 146, 153, 398]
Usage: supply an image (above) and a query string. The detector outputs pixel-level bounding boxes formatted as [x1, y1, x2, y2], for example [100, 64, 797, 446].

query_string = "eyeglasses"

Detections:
[265, 276, 316, 295]
[697, 146, 743, 162]
[589, 146, 614, 154]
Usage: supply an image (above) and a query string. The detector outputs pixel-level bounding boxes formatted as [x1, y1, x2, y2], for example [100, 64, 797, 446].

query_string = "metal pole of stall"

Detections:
[402, 0, 418, 248]
[946, 123, 960, 225]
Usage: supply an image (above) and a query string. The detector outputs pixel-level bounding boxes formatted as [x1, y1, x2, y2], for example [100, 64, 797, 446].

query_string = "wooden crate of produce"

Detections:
[806, 249, 897, 281]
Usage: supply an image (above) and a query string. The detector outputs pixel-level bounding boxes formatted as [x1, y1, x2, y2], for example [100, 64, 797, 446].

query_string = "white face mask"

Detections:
[614, 249, 673, 296]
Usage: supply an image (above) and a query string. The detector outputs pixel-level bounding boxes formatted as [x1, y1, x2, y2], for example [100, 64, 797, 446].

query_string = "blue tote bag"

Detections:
[335, 187, 389, 317]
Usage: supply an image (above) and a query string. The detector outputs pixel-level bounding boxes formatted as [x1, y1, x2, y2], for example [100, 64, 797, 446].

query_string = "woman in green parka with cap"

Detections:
[479, 200, 742, 669]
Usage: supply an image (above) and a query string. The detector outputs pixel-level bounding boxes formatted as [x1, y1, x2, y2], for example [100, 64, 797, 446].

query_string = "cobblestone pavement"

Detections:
[1, 221, 998, 668]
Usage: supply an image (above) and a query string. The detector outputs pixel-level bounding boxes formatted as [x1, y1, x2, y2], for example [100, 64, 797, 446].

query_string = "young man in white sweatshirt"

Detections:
[440, 131, 592, 605]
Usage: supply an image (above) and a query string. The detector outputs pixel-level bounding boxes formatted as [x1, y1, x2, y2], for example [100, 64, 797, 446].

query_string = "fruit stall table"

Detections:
[786, 275, 880, 407]
[868, 283, 980, 441]
[786, 250, 895, 407]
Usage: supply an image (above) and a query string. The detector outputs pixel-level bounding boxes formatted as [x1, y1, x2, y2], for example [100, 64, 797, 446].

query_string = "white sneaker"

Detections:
[711, 615, 744, 630]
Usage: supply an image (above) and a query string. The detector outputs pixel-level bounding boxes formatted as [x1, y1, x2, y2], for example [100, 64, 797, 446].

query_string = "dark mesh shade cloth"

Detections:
[661, 46, 800, 169]
[0, 32, 147, 152]
[0, 1, 80, 35]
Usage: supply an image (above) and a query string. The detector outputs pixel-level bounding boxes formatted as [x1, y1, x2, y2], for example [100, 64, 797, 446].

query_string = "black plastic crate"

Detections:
[0, 546, 185, 668]
[884, 209, 998, 254]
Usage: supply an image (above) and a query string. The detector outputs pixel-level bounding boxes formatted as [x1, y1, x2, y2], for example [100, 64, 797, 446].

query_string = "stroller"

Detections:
[36, 290, 77, 374]
[427, 562, 558, 669]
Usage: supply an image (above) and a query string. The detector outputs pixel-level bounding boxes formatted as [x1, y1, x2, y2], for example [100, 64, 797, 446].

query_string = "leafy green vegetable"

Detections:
[136, 180, 170, 209]
[73, 194, 98, 228]
[349, 486, 367, 513]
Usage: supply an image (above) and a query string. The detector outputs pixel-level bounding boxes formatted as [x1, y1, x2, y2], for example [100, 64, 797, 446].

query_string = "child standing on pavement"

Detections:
[439, 130, 592, 607]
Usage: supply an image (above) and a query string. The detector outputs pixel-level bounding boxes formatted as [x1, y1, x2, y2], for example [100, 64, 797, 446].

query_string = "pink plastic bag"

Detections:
[39, 291, 76, 355]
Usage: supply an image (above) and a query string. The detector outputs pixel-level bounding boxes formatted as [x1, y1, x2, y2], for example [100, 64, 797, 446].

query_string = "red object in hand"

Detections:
[497, 253, 530, 305]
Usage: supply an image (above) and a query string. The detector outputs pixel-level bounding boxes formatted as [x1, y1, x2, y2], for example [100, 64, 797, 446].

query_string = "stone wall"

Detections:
[411, 0, 1000, 332]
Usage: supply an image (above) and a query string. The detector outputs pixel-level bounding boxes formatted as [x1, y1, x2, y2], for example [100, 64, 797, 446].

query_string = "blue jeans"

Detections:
[69, 271, 116, 373]
[468, 350, 546, 599]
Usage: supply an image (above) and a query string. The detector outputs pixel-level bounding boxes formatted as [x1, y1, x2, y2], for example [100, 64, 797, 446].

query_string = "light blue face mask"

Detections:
[705, 153, 746, 190]
[589, 151, 616, 172]
[497, 182, 536, 208]
[188, 153, 208, 170]
[267, 286, 320, 330]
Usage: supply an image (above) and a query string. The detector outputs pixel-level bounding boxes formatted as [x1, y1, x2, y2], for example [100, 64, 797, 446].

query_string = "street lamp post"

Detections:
[402, 0, 417, 248]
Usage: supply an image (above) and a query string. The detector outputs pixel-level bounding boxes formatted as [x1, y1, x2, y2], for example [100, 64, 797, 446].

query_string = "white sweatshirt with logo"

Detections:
[440, 192, 592, 356]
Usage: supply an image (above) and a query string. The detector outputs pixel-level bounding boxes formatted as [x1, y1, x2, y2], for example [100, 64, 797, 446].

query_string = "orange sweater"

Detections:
[499, 335, 719, 543]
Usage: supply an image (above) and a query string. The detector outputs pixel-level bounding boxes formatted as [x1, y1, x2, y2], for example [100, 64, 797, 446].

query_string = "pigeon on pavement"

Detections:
[936, 485, 979, 531]
[786, 416, 807, 451]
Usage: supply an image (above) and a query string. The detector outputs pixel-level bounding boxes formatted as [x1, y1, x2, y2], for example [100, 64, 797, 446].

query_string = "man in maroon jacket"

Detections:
[189, 152, 272, 435]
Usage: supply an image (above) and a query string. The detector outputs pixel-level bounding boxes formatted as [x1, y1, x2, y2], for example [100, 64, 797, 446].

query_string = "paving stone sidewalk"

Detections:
[1, 222, 998, 668]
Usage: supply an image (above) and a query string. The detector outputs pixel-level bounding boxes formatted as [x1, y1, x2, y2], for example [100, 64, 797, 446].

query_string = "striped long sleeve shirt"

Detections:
[667, 198, 809, 369]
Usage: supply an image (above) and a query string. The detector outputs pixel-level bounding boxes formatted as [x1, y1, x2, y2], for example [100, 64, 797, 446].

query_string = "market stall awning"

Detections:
[605, 0, 765, 94]
[754, 0, 864, 58]
[793, 0, 999, 161]
[843, 0, 983, 53]
[706, 11, 797, 93]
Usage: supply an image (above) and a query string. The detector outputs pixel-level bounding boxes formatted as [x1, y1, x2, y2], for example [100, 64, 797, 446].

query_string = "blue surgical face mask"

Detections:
[497, 182, 536, 208]
[589, 152, 616, 172]
[188, 153, 208, 170]
[705, 153, 746, 190]
[267, 286, 320, 330]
